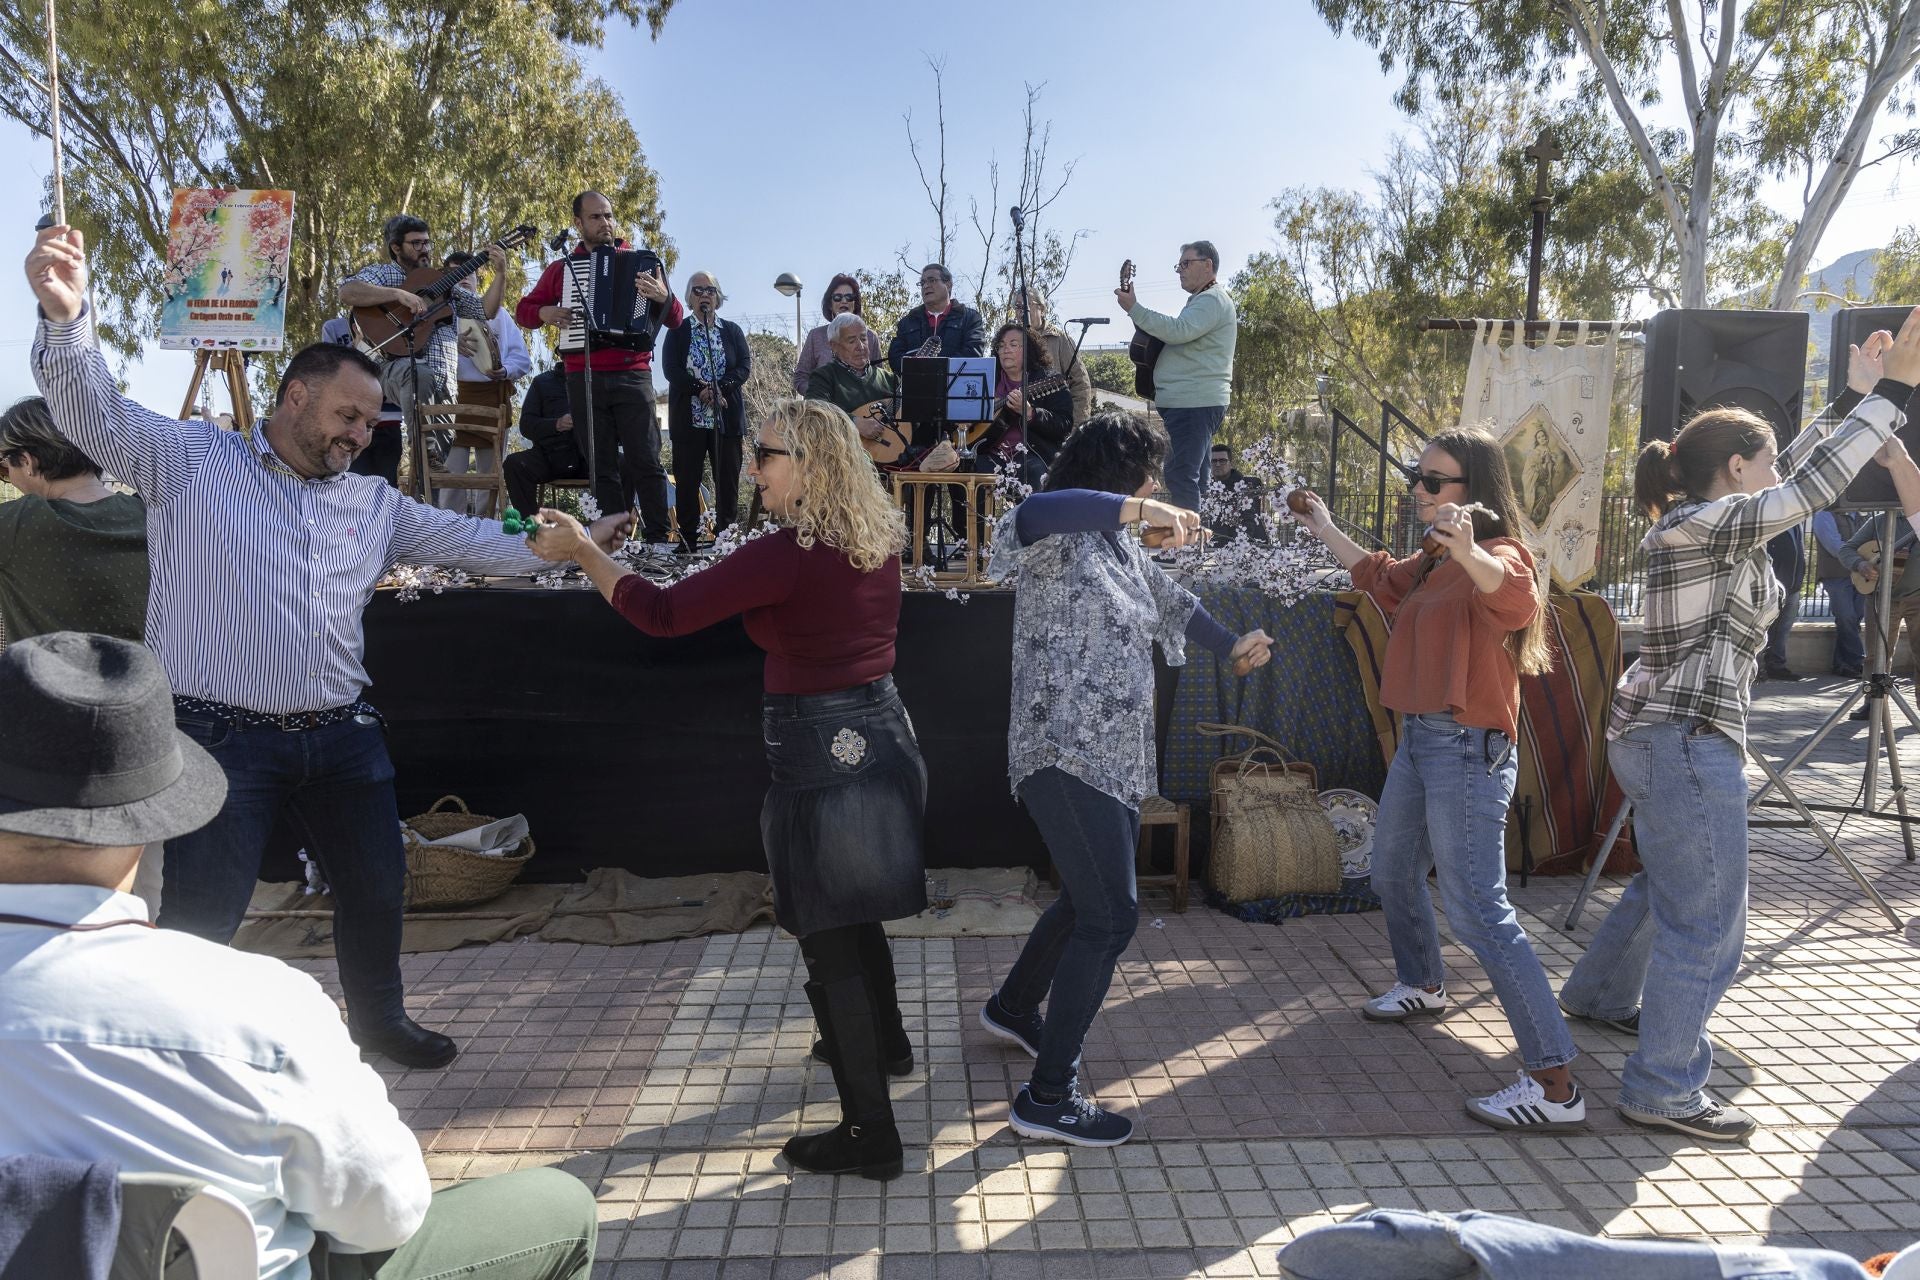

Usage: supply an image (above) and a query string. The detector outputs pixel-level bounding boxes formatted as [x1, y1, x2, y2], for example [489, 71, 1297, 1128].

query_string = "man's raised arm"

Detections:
[26, 226, 211, 506]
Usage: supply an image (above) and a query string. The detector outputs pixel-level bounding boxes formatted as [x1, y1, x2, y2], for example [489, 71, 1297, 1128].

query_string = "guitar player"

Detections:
[975, 323, 1071, 490]
[1844, 511, 1920, 717]
[1114, 239, 1237, 513]
[337, 214, 506, 465]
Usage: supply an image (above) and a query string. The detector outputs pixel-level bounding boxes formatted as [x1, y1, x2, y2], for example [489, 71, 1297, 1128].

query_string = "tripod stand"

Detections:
[1566, 507, 1909, 933]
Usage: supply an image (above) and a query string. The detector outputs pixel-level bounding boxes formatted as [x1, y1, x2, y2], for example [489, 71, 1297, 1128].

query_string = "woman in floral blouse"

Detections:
[981, 409, 1273, 1146]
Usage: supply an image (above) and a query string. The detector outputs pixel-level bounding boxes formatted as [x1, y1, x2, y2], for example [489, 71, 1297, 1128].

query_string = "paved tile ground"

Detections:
[294, 674, 1920, 1278]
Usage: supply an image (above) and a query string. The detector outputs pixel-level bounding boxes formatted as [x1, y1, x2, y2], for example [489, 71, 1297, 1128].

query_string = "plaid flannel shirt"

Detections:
[1613, 382, 1909, 747]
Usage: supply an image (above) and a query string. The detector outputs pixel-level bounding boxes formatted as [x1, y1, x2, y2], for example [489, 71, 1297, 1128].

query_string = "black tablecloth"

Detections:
[261, 585, 1038, 881]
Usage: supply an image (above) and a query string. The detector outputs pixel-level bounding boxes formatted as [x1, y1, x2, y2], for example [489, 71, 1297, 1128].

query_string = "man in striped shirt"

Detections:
[26, 224, 633, 1069]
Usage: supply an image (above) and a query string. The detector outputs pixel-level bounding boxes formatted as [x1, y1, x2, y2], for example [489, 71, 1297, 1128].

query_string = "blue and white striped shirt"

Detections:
[33, 312, 548, 714]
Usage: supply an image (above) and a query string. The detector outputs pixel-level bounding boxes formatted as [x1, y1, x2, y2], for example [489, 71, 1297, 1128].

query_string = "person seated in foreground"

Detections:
[0, 633, 597, 1280]
[973, 323, 1072, 490]
[806, 312, 899, 446]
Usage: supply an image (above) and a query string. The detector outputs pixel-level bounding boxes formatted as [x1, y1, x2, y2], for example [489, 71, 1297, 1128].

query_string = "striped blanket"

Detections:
[1336, 587, 1635, 875]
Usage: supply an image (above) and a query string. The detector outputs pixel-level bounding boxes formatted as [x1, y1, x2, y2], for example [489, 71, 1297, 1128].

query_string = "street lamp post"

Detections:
[773, 272, 804, 347]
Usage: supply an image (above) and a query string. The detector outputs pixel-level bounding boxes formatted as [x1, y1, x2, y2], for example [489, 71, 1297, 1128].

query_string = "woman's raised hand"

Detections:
[1136, 498, 1203, 547]
[1230, 629, 1274, 677]
[527, 508, 592, 562]
[1881, 306, 1920, 385]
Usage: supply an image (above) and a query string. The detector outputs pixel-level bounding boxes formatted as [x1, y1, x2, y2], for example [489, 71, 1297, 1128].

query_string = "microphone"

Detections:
[1009, 205, 1026, 229]
[547, 227, 573, 253]
[1067, 317, 1110, 326]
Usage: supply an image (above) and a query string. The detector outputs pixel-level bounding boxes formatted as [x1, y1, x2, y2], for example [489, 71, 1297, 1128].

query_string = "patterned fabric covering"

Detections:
[1205, 883, 1382, 924]
[1162, 586, 1388, 813]
[1336, 586, 1632, 875]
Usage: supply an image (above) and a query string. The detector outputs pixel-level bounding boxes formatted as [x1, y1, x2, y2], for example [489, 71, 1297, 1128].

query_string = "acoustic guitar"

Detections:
[1852, 539, 1911, 595]
[959, 373, 1072, 450]
[851, 337, 942, 464]
[351, 224, 539, 362]
[1120, 259, 1164, 398]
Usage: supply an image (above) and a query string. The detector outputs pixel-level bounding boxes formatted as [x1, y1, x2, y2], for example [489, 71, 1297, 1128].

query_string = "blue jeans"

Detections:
[998, 767, 1141, 1095]
[1822, 575, 1866, 671]
[1370, 713, 1576, 1071]
[160, 713, 410, 1027]
[1158, 404, 1225, 514]
[1561, 720, 1748, 1116]
[1277, 1209, 1870, 1280]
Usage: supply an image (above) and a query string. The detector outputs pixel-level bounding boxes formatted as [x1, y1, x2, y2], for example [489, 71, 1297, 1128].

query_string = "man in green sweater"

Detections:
[1115, 240, 1238, 512]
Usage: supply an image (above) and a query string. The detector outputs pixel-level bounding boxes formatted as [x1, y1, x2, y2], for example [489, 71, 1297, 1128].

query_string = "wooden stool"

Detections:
[889, 470, 1000, 586]
[1136, 796, 1191, 913]
[1045, 795, 1191, 913]
[536, 477, 590, 511]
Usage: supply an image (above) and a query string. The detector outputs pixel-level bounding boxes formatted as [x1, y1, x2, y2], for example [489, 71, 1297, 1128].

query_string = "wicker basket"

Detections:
[1199, 723, 1343, 901]
[402, 795, 535, 909]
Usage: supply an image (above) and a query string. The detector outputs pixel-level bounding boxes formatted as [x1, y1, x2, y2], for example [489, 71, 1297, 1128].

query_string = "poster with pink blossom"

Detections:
[158, 188, 295, 351]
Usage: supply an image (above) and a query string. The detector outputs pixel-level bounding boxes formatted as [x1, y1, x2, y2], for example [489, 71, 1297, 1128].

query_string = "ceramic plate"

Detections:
[1317, 788, 1378, 879]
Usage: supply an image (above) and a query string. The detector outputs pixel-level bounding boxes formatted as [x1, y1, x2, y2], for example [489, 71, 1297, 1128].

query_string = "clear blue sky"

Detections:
[0, 0, 1911, 410]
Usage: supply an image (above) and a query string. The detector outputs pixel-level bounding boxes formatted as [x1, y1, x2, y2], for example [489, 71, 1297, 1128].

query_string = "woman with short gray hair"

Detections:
[661, 272, 753, 550]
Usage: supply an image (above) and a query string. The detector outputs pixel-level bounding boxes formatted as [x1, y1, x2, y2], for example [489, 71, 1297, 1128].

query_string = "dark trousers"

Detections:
[566, 369, 668, 541]
[159, 713, 410, 1028]
[1764, 527, 1806, 670]
[669, 426, 743, 548]
[1822, 575, 1867, 673]
[504, 442, 587, 516]
[998, 767, 1141, 1094]
[349, 425, 402, 488]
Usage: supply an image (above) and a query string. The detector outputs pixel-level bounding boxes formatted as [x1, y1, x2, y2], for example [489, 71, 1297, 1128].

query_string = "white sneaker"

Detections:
[1361, 982, 1447, 1022]
[1466, 1071, 1587, 1132]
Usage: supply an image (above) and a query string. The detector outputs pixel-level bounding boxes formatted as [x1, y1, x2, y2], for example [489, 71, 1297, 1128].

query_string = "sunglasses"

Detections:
[1406, 470, 1467, 495]
[690, 285, 717, 296]
[753, 443, 791, 467]
[829, 292, 857, 303]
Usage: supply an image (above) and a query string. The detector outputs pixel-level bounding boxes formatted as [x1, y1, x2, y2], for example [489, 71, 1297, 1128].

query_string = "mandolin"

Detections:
[960, 372, 1072, 449]
[351, 224, 538, 362]
[1120, 259, 1165, 398]
[852, 399, 915, 465]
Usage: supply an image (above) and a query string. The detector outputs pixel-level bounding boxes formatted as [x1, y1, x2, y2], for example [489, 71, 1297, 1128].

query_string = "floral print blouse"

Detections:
[988, 509, 1198, 809]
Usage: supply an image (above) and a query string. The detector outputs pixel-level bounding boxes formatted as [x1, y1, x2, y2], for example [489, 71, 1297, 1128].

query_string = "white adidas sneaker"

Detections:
[1466, 1071, 1587, 1132]
[1361, 982, 1448, 1022]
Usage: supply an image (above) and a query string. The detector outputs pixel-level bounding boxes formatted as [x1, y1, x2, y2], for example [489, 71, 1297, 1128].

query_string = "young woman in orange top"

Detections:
[1294, 427, 1581, 1131]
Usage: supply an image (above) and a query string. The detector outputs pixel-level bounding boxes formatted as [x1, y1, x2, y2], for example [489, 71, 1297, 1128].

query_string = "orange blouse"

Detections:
[1349, 537, 1540, 741]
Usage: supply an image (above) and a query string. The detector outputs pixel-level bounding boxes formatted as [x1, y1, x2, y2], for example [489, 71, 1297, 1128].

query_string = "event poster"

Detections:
[157, 188, 295, 352]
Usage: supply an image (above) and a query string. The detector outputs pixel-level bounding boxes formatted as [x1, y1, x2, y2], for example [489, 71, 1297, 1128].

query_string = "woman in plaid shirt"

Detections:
[1559, 314, 1920, 1145]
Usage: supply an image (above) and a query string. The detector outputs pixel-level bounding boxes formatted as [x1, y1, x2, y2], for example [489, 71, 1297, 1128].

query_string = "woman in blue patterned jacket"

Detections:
[978, 409, 1273, 1146]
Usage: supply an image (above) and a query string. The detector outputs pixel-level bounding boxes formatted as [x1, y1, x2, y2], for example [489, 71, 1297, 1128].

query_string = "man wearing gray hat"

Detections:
[25, 224, 633, 1069]
[0, 633, 598, 1280]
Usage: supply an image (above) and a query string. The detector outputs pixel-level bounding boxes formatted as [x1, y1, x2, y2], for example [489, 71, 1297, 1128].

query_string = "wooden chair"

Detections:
[536, 476, 591, 512]
[415, 402, 511, 517]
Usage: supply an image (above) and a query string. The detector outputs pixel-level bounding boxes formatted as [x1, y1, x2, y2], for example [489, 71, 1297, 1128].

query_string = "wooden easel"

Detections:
[177, 348, 255, 433]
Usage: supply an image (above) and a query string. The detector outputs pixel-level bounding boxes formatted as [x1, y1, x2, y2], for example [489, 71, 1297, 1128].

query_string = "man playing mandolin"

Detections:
[337, 215, 506, 465]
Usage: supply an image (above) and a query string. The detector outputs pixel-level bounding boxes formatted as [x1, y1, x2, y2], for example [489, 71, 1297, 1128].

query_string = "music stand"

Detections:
[901, 358, 996, 568]
[1564, 503, 1909, 934]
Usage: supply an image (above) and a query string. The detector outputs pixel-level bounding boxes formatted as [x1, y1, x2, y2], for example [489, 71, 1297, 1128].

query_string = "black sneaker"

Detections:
[1851, 703, 1874, 721]
[1762, 665, 1803, 682]
[1558, 999, 1640, 1036]
[1618, 1099, 1757, 1144]
[1009, 1084, 1133, 1147]
[979, 994, 1044, 1057]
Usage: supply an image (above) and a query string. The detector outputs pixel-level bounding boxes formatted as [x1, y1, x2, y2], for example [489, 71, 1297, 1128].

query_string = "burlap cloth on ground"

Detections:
[233, 866, 1040, 958]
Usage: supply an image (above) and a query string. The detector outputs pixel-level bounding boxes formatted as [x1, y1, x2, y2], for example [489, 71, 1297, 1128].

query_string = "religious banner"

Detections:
[157, 189, 295, 352]
[1458, 320, 1618, 590]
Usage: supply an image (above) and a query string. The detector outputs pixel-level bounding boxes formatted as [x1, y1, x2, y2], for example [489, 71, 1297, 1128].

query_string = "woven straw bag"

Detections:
[402, 795, 535, 909]
[1199, 723, 1343, 901]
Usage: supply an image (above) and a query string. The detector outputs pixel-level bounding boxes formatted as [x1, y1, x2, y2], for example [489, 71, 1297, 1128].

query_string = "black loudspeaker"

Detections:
[1640, 309, 1808, 446]
[1834, 305, 1920, 505]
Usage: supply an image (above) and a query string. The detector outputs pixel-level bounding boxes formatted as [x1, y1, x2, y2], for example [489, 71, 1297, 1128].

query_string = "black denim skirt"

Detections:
[760, 676, 929, 938]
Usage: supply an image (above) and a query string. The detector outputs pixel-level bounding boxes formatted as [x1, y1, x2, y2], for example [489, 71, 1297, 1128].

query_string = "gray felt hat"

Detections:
[0, 632, 227, 845]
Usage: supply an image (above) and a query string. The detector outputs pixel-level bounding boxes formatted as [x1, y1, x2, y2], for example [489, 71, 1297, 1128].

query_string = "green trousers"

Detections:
[317, 1167, 596, 1280]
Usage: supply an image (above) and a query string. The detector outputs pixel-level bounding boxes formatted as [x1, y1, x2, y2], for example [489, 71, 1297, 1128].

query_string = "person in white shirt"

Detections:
[441, 250, 533, 514]
[0, 632, 596, 1280]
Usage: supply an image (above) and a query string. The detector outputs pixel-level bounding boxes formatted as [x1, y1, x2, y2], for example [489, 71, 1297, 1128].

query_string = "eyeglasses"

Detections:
[0, 448, 19, 479]
[1406, 470, 1467, 495]
[1176, 258, 1206, 270]
[753, 443, 791, 467]
[829, 292, 857, 303]
[690, 285, 717, 296]
[402, 237, 432, 249]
